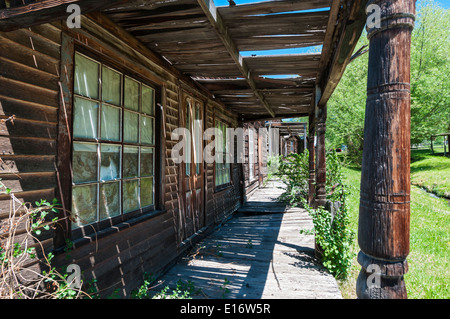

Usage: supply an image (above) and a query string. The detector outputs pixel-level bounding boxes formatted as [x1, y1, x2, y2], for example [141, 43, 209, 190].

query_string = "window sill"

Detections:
[214, 183, 232, 194]
[55, 209, 166, 254]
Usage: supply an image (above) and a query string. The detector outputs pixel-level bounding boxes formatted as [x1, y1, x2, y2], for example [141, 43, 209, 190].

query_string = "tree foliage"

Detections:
[326, 34, 369, 165]
[410, 0, 450, 144]
[326, 0, 449, 163]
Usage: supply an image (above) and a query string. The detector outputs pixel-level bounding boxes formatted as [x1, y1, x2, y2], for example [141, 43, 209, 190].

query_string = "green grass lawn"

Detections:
[338, 156, 450, 299]
[410, 148, 450, 198]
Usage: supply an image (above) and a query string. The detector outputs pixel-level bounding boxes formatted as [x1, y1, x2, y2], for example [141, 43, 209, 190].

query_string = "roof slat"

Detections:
[102, 0, 365, 119]
[244, 53, 321, 75]
[235, 34, 325, 51]
[217, 0, 332, 18]
[196, 0, 276, 117]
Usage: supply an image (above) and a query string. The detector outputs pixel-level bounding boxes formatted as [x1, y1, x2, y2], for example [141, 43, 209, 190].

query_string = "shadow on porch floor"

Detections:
[152, 180, 342, 299]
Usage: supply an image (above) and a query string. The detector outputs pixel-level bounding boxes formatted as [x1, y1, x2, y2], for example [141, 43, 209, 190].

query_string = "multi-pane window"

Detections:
[215, 119, 231, 187]
[71, 52, 156, 229]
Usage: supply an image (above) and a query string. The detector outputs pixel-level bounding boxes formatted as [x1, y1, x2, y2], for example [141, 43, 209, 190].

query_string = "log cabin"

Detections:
[0, 0, 414, 298]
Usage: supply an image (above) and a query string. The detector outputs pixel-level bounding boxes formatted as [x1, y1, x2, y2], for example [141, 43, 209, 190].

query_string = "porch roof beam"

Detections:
[316, 0, 369, 107]
[196, 0, 275, 118]
[0, 0, 130, 32]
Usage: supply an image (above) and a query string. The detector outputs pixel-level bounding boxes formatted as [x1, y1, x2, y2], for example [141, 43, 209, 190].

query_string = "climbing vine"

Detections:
[302, 198, 355, 280]
[0, 181, 90, 299]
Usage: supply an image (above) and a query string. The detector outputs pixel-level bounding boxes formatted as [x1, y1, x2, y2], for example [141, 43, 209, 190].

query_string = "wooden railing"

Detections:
[0, 1, 44, 9]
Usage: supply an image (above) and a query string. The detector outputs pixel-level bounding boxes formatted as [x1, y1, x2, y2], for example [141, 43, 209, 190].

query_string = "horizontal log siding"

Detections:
[0, 15, 244, 297]
[0, 23, 61, 264]
[49, 19, 182, 297]
[164, 78, 182, 246]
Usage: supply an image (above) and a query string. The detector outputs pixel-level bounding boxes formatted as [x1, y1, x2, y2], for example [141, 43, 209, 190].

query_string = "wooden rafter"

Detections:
[0, 0, 129, 31]
[317, 0, 369, 107]
[317, 0, 342, 85]
[196, 0, 275, 118]
[0, 0, 370, 120]
[217, 0, 332, 18]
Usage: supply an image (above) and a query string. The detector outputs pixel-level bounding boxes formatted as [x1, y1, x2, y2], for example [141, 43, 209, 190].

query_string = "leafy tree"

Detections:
[410, 0, 450, 144]
[325, 0, 449, 163]
[326, 34, 369, 165]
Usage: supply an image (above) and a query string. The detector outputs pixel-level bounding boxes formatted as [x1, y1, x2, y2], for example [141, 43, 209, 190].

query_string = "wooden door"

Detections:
[182, 96, 204, 241]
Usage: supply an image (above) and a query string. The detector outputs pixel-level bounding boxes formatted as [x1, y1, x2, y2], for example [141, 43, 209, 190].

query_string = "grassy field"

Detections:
[410, 147, 450, 198]
[337, 150, 450, 299]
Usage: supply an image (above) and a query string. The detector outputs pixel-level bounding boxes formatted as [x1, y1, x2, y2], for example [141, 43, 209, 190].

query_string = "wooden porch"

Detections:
[0, 0, 415, 299]
[151, 179, 342, 299]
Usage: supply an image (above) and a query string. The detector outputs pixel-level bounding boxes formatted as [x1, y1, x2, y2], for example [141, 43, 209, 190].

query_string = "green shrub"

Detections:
[302, 199, 355, 280]
[274, 152, 309, 205]
[0, 181, 90, 299]
[275, 150, 355, 279]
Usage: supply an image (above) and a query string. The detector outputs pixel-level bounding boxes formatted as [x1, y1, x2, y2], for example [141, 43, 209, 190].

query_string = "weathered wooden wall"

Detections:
[0, 23, 61, 280]
[0, 14, 249, 297]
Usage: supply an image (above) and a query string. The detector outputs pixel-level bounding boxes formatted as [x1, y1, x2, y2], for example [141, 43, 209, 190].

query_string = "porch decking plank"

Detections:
[151, 180, 342, 299]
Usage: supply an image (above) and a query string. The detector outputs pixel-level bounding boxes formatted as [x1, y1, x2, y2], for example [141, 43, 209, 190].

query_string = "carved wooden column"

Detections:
[308, 112, 316, 206]
[314, 106, 327, 208]
[357, 0, 415, 299]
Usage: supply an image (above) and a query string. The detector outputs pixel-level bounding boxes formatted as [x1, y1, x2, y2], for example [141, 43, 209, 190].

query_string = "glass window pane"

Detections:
[100, 144, 121, 181]
[218, 166, 223, 186]
[99, 181, 121, 220]
[73, 142, 98, 184]
[72, 184, 97, 228]
[102, 66, 122, 105]
[249, 129, 254, 180]
[185, 106, 191, 176]
[142, 85, 154, 116]
[140, 115, 154, 145]
[124, 77, 140, 111]
[195, 104, 201, 175]
[223, 123, 227, 153]
[123, 179, 139, 213]
[101, 104, 121, 142]
[124, 146, 139, 178]
[215, 167, 218, 185]
[124, 111, 139, 143]
[140, 147, 154, 177]
[74, 53, 99, 99]
[225, 164, 230, 183]
[73, 97, 98, 139]
[141, 177, 154, 207]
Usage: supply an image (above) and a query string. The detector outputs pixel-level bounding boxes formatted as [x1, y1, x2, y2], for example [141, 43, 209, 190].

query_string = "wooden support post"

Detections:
[357, 0, 415, 299]
[308, 113, 316, 207]
[304, 124, 308, 153]
[314, 105, 327, 208]
[54, 32, 75, 249]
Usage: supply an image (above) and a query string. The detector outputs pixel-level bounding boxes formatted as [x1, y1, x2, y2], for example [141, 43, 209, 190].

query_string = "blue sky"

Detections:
[435, 0, 450, 7]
